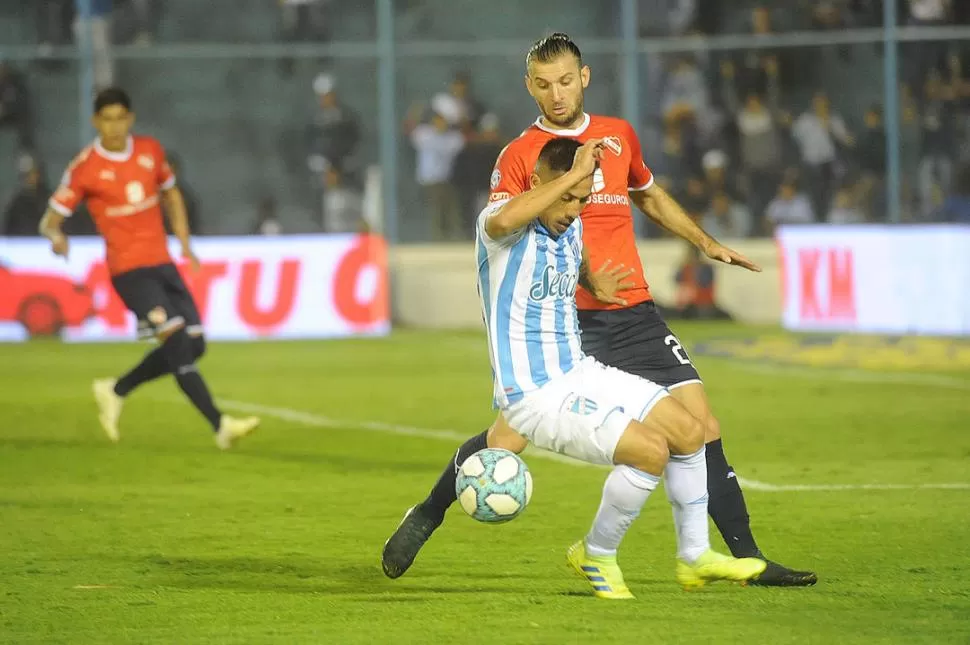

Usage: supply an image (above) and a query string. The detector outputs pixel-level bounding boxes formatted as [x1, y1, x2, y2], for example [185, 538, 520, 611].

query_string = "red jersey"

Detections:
[488, 113, 655, 311]
[50, 135, 176, 276]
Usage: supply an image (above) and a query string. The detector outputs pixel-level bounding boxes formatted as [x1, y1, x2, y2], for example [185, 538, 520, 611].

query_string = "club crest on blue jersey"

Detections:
[529, 265, 579, 302]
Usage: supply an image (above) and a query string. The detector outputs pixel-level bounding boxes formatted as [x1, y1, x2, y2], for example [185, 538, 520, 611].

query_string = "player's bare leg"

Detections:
[381, 416, 526, 579]
[670, 382, 817, 587]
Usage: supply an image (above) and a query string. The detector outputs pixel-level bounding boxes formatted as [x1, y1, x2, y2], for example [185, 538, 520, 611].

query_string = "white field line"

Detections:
[218, 399, 970, 493]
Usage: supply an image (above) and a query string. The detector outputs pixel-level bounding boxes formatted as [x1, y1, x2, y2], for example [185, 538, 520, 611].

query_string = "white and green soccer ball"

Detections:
[455, 448, 533, 523]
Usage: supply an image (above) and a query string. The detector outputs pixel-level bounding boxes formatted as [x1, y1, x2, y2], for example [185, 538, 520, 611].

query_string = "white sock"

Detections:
[664, 447, 711, 563]
[585, 465, 660, 557]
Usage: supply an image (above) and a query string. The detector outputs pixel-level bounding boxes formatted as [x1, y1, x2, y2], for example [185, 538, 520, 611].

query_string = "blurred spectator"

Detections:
[680, 176, 711, 222]
[322, 165, 365, 233]
[701, 149, 742, 203]
[405, 100, 466, 241]
[36, 0, 74, 57]
[899, 84, 924, 218]
[903, 0, 952, 89]
[828, 185, 866, 223]
[116, 0, 157, 45]
[2, 156, 47, 237]
[723, 67, 788, 222]
[669, 244, 732, 320]
[918, 68, 956, 218]
[856, 105, 887, 220]
[791, 91, 854, 218]
[725, 8, 792, 98]
[703, 192, 753, 238]
[654, 108, 704, 195]
[809, 0, 854, 61]
[937, 163, 970, 222]
[638, 0, 698, 36]
[431, 71, 483, 133]
[0, 59, 34, 149]
[252, 197, 282, 236]
[280, 0, 330, 42]
[279, 0, 331, 74]
[453, 113, 505, 231]
[766, 172, 816, 231]
[662, 56, 710, 124]
[74, 0, 114, 90]
[306, 73, 361, 179]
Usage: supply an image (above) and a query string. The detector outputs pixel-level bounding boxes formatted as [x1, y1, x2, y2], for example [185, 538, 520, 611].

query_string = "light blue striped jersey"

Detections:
[475, 199, 586, 408]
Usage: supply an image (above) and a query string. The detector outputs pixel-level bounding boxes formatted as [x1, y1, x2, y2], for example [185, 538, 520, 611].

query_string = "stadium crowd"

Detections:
[3, 0, 970, 238]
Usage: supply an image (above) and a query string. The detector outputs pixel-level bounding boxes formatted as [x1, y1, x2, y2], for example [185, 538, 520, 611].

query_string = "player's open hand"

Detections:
[571, 139, 605, 178]
[51, 234, 69, 260]
[182, 247, 201, 273]
[589, 259, 636, 306]
[703, 241, 762, 272]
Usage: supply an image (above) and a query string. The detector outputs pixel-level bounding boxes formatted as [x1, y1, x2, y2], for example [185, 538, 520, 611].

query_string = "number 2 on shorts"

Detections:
[664, 334, 692, 365]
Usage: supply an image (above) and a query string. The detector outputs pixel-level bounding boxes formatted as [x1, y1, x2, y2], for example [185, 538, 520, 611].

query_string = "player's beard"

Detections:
[541, 95, 585, 129]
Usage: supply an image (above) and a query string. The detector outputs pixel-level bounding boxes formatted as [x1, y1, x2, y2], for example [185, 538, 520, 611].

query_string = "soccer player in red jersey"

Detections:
[38, 88, 259, 450]
[383, 35, 816, 587]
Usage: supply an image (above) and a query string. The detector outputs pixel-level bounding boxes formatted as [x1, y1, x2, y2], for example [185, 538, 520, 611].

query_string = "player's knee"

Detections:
[704, 414, 721, 443]
[615, 422, 669, 475]
[678, 415, 706, 455]
[487, 417, 528, 454]
[161, 330, 196, 372]
[191, 335, 207, 360]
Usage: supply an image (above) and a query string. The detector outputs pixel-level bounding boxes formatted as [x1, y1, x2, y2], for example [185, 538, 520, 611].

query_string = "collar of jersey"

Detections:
[533, 112, 591, 137]
[94, 136, 134, 162]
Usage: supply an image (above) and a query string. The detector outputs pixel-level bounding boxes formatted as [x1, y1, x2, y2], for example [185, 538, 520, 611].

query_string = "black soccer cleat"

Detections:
[381, 503, 443, 579]
[748, 559, 818, 587]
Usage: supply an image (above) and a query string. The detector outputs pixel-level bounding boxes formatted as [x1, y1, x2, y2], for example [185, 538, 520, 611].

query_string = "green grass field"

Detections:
[1, 324, 968, 644]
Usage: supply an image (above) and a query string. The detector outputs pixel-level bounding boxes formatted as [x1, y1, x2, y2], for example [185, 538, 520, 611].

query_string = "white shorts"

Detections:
[504, 356, 669, 466]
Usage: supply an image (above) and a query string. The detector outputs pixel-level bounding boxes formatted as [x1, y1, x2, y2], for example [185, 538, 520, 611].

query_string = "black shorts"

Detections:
[578, 300, 701, 388]
[111, 263, 202, 339]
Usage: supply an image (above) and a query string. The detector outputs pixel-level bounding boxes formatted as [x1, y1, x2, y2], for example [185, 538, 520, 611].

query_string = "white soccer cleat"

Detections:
[215, 415, 260, 450]
[92, 378, 123, 442]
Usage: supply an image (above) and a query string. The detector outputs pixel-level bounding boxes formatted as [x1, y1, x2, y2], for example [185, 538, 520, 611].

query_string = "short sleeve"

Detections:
[624, 121, 655, 192]
[49, 165, 85, 217]
[488, 142, 530, 204]
[155, 140, 176, 190]
[476, 198, 526, 248]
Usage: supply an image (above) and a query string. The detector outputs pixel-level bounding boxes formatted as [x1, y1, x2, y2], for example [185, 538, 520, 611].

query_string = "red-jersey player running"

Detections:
[39, 87, 259, 450]
[382, 34, 816, 587]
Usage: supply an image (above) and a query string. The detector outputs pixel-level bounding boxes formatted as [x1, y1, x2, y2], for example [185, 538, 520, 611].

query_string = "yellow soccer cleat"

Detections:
[566, 540, 635, 600]
[676, 549, 767, 590]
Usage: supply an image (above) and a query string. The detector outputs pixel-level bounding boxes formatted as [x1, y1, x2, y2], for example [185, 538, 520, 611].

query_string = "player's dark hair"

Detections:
[526, 32, 582, 69]
[94, 87, 132, 114]
[535, 137, 582, 175]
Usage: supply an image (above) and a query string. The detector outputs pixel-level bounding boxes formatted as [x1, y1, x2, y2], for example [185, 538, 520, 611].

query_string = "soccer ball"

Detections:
[455, 448, 533, 523]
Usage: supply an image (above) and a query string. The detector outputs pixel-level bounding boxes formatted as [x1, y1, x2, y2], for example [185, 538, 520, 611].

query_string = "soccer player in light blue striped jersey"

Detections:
[384, 136, 767, 598]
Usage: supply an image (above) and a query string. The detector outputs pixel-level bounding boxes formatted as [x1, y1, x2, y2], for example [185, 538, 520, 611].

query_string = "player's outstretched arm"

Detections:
[579, 249, 635, 306]
[630, 184, 761, 272]
[485, 139, 603, 240]
[38, 208, 69, 259]
[162, 186, 199, 271]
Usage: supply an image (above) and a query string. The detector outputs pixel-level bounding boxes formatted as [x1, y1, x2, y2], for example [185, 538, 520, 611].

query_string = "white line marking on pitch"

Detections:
[218, 399, 970, 493]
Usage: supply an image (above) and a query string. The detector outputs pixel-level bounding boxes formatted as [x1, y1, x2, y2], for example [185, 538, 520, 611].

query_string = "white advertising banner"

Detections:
[0, 235, 390, 342]
[776, 225, 970, 336]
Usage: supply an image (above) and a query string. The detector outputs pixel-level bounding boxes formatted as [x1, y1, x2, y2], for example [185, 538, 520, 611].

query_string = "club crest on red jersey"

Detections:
[603, 136, 623, 157]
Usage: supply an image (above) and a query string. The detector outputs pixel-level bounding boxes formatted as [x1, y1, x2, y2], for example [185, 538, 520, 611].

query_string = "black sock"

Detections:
[174, 367, 222, 431]
[114, 347, 170, 397]
[422, 430, 489, 521]
[706, 439, 761, 558]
